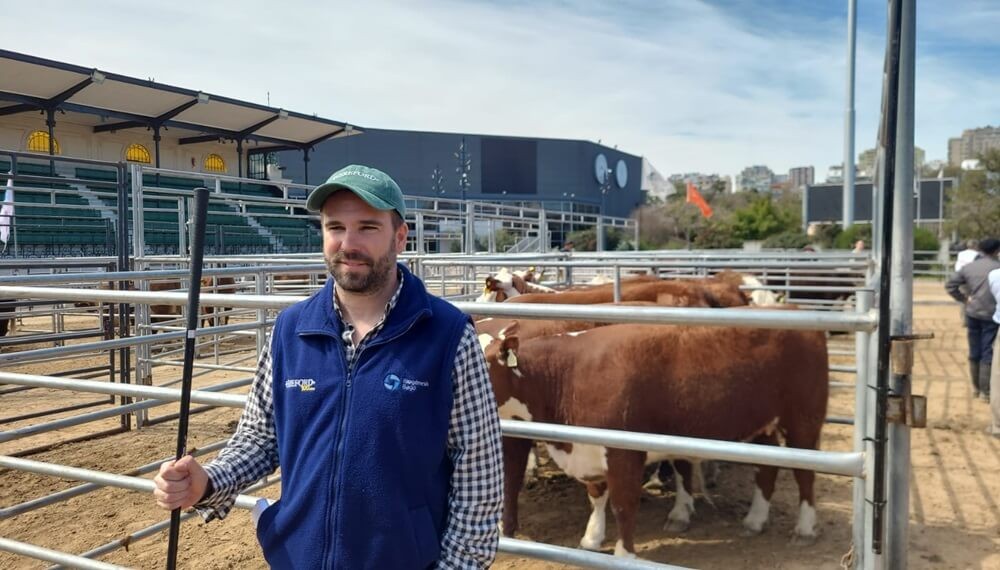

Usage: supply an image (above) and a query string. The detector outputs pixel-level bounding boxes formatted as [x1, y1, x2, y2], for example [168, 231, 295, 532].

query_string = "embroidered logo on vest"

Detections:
[383, 374, 401, 391]
[285, 378, 316, 392]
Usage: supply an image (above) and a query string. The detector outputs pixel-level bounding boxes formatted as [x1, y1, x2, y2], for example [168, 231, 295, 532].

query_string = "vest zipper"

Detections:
[324, 310, 430, 569]
[323, 342, 352, 570]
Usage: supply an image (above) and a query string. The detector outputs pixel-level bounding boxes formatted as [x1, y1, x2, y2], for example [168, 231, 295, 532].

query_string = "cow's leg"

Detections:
[664, 460, 695, 533]
[605, 449, 646, 558]
[790, 468, 818, 542]
[579, 481, 608, 551]
[743, 434, 779, 535]
[643, 461, 673, 491]
[785, 424, 822, 542]
[500, 436, 533, 537]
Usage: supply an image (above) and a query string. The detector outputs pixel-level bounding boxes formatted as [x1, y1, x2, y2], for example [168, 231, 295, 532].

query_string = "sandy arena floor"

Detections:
[1, 281, 998, 569]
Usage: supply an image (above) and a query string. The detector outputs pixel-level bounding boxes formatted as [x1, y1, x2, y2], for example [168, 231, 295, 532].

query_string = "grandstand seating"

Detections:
[0, 159, 319, 256]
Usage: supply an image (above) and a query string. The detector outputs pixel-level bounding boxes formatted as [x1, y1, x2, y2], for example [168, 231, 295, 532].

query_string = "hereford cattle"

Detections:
[475, 268, 558, 302]
[506, 278, 740, 308]
[198, 276, 238, 328]
[481, 322, 828, 557]
[0, 299, 14, 338]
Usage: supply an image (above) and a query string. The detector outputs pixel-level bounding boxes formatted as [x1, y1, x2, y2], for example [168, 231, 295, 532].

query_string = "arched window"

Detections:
[125, 143, 152, 164]
[204, 154, 227, 173]
[27, 131, 60, 154]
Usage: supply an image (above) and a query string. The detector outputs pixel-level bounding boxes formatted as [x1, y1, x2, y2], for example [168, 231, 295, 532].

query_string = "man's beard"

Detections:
[326, 248, 396, 294]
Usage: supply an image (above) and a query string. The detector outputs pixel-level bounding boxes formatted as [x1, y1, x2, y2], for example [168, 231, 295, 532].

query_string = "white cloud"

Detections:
[2, 0, 997, 177]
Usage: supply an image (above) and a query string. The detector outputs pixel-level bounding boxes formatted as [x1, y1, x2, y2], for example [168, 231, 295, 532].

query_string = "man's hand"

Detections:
[153, 455, 209, 511]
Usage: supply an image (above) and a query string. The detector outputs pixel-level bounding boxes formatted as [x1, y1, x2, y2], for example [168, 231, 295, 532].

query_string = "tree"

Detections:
[945, 148, 1000, 239]
[731, 196, 796, 241]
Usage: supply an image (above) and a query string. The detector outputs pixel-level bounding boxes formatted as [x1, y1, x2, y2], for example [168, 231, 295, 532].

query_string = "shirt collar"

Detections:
[332, 267, 405, 330]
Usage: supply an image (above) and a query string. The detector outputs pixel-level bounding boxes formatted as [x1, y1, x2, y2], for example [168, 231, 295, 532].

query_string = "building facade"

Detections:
[948, 126, 1000, 167]
[735, 165, 774, 193]
[266, 128, 644, 218]
[788, 166, 814, 190]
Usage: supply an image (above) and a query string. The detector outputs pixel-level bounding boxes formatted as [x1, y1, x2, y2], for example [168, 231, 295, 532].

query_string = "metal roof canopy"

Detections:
[0, 49, 359, 153]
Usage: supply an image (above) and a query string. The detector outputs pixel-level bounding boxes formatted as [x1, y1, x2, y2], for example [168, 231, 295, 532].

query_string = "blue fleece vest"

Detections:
[256, 264, 470, 569]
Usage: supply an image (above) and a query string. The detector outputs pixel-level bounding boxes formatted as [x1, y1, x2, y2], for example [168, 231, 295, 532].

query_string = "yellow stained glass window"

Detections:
[125, 143, 152, 164]
[204, 154, 226, 173]
[27, 131, 60, 154]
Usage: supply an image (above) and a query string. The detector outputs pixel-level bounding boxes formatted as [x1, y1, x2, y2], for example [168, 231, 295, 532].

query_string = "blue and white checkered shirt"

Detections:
[196, 273, 503, 568]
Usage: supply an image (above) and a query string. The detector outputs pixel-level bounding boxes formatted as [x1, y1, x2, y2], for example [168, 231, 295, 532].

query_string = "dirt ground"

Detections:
[1, 282, 999, 569]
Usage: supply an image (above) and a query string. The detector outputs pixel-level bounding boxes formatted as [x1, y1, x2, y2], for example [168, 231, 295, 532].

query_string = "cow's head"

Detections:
[479, 321, 525, 405]
[475, 269, 522, 302]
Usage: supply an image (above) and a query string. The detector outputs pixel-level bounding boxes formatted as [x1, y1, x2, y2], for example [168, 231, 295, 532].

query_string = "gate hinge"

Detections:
[886, 394, 927, 428]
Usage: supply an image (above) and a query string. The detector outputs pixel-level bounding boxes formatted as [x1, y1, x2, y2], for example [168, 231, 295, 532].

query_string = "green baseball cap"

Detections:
[306, 164, 407, 218]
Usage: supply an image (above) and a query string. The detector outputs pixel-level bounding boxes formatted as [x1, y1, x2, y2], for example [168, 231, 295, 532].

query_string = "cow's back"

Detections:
[520, 324, 828, 442]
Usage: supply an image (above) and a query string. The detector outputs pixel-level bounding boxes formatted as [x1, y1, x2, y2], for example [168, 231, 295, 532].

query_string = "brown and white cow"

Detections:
[482, 322, 828, 557]
[475, 268, 558, 302]
[506, 277, 741, 308]
[198, 276, 238, 328]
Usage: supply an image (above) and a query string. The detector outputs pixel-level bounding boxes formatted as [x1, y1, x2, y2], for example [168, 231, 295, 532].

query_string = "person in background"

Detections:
[946, 238, 1000, 401]
[956, 239, 981, 272]
[955, 240, 980, 327]
[988, 265, 1000, 436]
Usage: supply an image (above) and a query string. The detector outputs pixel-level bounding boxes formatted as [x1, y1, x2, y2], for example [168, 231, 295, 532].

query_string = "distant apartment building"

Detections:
[667, 172, 731, 193]
[948, 126, 1000, 166]
[856, 146, 923, 179]
[788, 166, 814, 190]
[735, 165, 774, 193]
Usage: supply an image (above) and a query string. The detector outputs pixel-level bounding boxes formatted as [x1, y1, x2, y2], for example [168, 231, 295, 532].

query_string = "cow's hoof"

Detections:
[791, 531, 818, 546]
[579, 536, 603, 551]
[664, 517, 690, 534]
[613, 540, 637, 558]
[741, 520, 766, 536]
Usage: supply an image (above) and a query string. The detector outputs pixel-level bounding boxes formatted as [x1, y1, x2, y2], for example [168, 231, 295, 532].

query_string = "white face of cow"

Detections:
[742, 275, 782, 306]
[475, 269, 522, 303]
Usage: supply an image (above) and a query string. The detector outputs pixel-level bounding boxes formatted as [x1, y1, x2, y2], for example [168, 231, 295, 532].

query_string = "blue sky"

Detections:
[2, 0, 998, 180]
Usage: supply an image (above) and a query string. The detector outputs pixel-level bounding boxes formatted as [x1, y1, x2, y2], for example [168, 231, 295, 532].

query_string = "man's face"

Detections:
[321, 192, 407, 295]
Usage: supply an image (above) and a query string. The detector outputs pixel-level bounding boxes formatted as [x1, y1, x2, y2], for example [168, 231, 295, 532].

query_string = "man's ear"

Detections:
[394, 218, 408, 253]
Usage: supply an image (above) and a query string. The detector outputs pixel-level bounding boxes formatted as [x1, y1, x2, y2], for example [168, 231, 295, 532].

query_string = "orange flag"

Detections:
[685, 182, 713, 218]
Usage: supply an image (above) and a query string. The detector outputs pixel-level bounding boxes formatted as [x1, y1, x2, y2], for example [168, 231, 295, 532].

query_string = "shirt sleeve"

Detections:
[944, 268, 968, 303]
[437, 323, 504, 569]
[195, 334, 280, 521]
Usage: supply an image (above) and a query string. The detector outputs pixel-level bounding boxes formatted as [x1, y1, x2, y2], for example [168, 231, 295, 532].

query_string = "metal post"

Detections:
[538, 207, 548, 253]
[415, 212, 425, 254]
[465, 202, 475, 254]
[843, 0, 857, 228]
[870, 0, 905, 559]
[852, 289, 873, 569]
[885, 0, 915, 566]
[302, 147, 310, 185]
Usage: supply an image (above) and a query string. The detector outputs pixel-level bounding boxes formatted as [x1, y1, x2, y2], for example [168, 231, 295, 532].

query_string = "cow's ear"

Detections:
[498, 321, 519, 340]
[501, 336, 519, 368]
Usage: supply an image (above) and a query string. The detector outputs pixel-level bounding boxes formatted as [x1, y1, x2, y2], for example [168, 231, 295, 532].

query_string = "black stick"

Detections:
[165, 187, 210, 570]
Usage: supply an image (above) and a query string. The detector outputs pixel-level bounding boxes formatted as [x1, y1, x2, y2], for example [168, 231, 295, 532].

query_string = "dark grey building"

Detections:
[259, 128, 644, 218]
[804, 178, 954, 225]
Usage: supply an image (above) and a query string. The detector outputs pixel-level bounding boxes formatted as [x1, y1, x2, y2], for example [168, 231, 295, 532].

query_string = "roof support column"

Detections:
[45, 108, 57, 175]
[302, 147, 310, 185]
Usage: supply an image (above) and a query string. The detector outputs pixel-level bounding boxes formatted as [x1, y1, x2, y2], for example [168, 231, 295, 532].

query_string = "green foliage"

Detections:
[693, 221, 742, 249]
[944, 151, 1000, 239]
[731, 196, 799, 241]
[565, 227, 628, 251]
[762, 230, 810, 249]
[811, 223, 842, 249]
[833, 224, 872, 249]
[494, 229, 518, 251]
[913, 226, 939, 253]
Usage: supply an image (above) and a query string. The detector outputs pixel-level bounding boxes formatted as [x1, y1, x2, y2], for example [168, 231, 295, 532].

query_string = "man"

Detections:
[955, 240, 980, 327]
[154, 165, 504, 568]
[946, 238, 1000, 401]
[956, 239, 980, 272]
[989, 265, 1000, 436]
